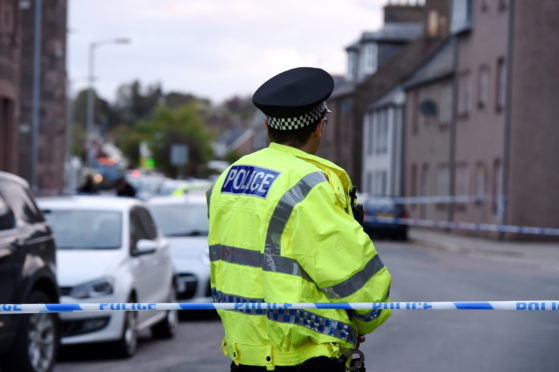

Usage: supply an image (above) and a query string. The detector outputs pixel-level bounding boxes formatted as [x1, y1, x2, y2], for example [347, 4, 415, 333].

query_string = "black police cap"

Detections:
[252, 67, 334, 130]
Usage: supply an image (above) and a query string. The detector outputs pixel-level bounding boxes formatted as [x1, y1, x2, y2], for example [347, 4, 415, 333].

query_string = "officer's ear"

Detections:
[313, 119, 326, 138]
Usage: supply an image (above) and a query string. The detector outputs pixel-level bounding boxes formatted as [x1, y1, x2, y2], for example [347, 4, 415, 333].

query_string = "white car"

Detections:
[38, 196, 177, 357]
[147, 194, 212, 303]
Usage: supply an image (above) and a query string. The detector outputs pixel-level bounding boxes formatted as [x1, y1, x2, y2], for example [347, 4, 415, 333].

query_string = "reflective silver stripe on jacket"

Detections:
[210, 170, 385, 298]
[320, 254, 385, 299]
[209, 244, 311, 280]
[264, 171, 327, 257]
[206, 184, 214, 218]
[212, 289, 357, 345]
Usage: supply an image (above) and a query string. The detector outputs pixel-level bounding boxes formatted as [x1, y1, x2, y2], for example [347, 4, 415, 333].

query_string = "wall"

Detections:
[18, 0, 67, 193]
[506, 0, 559, 234]
[0, 0, 20, 173]
[452, 0, 509, 230]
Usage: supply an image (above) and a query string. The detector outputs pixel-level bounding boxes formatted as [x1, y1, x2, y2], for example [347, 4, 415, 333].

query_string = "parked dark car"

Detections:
[0, 171, 60, 372]
[362, 196, 409, 241]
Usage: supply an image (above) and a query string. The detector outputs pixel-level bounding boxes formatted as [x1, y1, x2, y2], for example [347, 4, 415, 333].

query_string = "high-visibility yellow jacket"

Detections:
[207, 142, 391, 369]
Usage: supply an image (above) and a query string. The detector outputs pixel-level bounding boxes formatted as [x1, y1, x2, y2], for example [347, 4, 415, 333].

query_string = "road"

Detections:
[55, 241, 559, 372]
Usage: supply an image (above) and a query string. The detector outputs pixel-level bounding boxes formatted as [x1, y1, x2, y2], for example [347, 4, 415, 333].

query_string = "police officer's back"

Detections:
[207, 67, 392, 371]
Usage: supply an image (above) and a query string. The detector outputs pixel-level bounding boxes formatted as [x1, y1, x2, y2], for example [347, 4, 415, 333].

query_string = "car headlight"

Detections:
[69, 278, 114, 299]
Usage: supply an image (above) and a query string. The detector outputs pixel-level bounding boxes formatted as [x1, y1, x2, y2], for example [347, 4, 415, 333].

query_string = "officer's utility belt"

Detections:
[222, 338, 345, 371]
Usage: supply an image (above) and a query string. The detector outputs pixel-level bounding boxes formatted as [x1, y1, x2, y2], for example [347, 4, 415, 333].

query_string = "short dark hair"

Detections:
[267, 116, 323, 147]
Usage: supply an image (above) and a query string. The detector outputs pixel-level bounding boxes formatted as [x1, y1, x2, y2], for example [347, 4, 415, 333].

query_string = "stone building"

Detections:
[18, 0, 68, 193]
[0, 0, 20, 174]
[321, 0, 449, 189]
[403, 39, 455, 220]
[404, 0, 559, 239]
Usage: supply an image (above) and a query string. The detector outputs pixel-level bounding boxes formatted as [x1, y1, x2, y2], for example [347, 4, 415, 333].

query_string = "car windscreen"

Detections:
[42, 209, 122, 249]
[148, 204, 208, 237]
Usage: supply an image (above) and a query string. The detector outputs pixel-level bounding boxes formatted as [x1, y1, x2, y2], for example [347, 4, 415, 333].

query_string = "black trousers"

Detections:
[230, 356, 346, 372]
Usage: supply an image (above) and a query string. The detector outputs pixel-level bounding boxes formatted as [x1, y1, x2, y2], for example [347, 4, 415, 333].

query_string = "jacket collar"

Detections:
[268, 142, 352, 189]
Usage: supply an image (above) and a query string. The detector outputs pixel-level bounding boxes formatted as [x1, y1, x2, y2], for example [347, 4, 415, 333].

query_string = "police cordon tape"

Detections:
[364, 216, 559, 236]
[1, 301, 559, 314]
[384, 195, 493, 205]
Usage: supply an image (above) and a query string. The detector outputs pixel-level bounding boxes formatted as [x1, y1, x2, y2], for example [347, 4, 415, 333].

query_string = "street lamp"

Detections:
[85, 37, 131, 168]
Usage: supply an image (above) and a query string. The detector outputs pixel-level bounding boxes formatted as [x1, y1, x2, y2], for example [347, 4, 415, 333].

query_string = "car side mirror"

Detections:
[136, 239, 157, 255]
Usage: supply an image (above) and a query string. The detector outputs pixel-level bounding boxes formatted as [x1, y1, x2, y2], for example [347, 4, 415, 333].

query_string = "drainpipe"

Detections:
[30, 0, 43, 193]
[448, 37, 459, 230]
[500, 0, 516, 240]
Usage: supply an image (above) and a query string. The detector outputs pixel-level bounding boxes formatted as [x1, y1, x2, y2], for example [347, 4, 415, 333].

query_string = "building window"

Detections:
[451, 0, 473, 34]
[420, 164, 429, 196]
[366, 171, 373, 194]
[458, 71, 472, 118]
[437, 164, 449, 196]
[375, 109, 389, 154]
[412, 91, 419, 135]
[492, 159, 503, 214]
[347, 51, 358, 81]
[478, 65, 490, 109]
[372, 170, 388, 196]
[496, 57, 507, 112]
[455, 164, 469, 196]
[499, 0, 509, 12]
[364, 43, 378, 76]
[438, 82, 453, 127]
[366, 113, 374, 155]
[475, 164, 487, 199]
[410, 164, 417, 197]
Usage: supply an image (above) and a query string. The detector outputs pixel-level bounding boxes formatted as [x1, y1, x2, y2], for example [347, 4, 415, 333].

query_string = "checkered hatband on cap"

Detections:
[266, 102, 329, 131]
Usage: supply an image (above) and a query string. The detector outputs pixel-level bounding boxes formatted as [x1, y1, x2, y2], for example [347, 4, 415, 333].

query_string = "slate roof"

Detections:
[404, 38, 455, 89]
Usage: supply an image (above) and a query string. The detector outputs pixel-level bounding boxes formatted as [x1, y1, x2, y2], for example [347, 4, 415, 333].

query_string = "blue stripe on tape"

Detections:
[315, 303, 350, 309]
[179, 303, 216, 310]
[454, 302, 494, 310]
[45, 304, 82, 312]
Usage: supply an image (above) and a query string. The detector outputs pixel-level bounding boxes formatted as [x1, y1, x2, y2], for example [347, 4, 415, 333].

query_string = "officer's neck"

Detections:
[280, 139, 319, 155]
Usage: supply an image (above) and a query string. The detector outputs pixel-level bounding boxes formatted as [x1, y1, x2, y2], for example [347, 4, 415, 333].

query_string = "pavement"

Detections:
[409, 227, 559, 262]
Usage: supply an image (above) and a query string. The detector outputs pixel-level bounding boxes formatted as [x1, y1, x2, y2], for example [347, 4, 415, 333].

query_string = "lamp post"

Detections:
[85, 38, 131, 168]
[29, 0, 42, 193]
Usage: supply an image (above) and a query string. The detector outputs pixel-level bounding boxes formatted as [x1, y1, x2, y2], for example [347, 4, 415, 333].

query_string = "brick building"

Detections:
[321, 0, 448, 189]
[404, 39, 455, 220]
[18, 0, 68, 193]
[404, 0, 559, 239]
[0, 0, 20, 174]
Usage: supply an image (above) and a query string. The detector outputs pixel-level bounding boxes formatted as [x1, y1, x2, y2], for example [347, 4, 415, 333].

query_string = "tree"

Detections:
[116, 103, 214, 177]
[114, 81, 163, 126]
[147, 103, 214, 177]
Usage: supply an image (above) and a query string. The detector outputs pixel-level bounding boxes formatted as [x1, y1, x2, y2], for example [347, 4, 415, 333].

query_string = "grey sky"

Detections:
[69, 0, 389, 104]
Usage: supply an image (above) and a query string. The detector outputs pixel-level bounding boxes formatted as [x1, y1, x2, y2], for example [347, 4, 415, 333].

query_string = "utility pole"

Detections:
[30, 0, 43, 192]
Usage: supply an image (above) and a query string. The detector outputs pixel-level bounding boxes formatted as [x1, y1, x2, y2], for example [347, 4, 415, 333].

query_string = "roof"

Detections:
[218, 127, 250, 147]
[330, 77, 355, 99]
[346, 23, 423, 52]
[404, 39, 455, 89]
[355, 36, 449, 106]
[37, 196, 141, 211]
[368, 85, 406, 110]
[362, 23, 423, 42]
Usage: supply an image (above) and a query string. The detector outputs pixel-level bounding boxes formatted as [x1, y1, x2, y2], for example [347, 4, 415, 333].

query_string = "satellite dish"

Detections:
[420, 99, 438, 117]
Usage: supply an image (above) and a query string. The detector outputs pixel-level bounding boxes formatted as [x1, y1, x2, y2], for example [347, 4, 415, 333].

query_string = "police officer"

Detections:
[207, 67, 392, 371]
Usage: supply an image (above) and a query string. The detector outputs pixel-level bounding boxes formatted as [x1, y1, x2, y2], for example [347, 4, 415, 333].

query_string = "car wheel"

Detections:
[115, 296, 138, 358]
[151, 283, 178, 339]
[1, 291, 58, 372]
